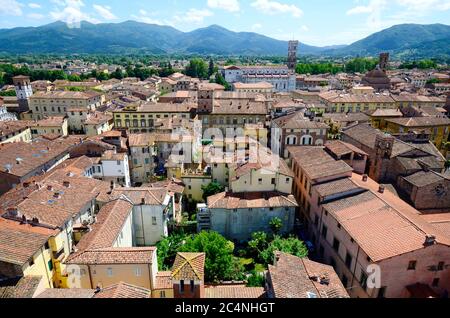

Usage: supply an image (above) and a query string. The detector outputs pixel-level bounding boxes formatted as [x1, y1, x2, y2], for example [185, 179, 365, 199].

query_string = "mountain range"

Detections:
[0, 21, 449, 58]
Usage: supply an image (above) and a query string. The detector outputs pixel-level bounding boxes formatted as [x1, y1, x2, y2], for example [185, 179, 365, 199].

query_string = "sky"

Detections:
[0, 0, 449, 46]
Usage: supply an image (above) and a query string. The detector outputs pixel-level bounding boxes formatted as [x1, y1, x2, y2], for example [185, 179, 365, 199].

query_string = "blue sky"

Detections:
[0, 0, 449, 46]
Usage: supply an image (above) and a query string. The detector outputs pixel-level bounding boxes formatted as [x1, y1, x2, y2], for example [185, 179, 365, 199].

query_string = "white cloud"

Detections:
[251, 23, 262, 30]
[27, 12, 44, 19]
[346, 5, 373, 15]
[207, 0, 240, 12]
[174, 8, 214, 24]
[396, 0, 450, 12]
[50, 0, 99, 28]
[131, 9, 163, 25]
[300, 25, 309, 31]
[0, 0, 23, 16]
[28, 2, 41, 9]
[345, 0, 387, 30]
[251, 0, 303, 18]
[93, 4, 117, 20]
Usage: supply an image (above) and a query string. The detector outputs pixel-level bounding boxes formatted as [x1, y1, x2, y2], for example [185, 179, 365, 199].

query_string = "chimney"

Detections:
[424, 235, 436, 246]
[63, 181, 71, 188]
[378, 185, 385, 194]
[362, 174, 368, 182]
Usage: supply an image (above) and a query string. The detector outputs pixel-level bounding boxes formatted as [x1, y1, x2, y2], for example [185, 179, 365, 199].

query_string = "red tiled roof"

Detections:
[94, 282, 151, 298]
[171, 252, 205, 281]
[205, 285, 265, 298]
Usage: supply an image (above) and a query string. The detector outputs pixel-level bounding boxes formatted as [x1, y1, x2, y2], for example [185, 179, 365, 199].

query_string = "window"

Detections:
[345, 253, 353, 268]
[342, 275, 348, 288]
[322, 225, 328, 239]
[107, 268, 113, 277]
[438, 262, 445, 271]
[160, 291, 166, 298]
[408, 261, 417, 270]
[271, 178, 276, 185]
[258, 178, 263, 185]
[432, 278, 440, 287]
[180, 280, 185, 293]
[190, 280, 195, 292]
[152, 217, 157, 225]
[117, 161, 121, 165]
[29, 259, 34, 267]
[332, 238, 340, 252]
[44, 242, 50, 250]
[286, 178, 290, 184]
[135, 267, 142, 277]
[48, 260, 53, 271]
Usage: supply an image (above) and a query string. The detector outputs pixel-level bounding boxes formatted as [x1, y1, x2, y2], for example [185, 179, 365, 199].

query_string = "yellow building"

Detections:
[113, 102, 195, 133]
[29, 90, 105, 120]
[383, 117, 450, 156]
[30, 116, 69, 138]
[320, 93, 396, 113]
[0, 120, 32, 144]
[368, 108, 403, 130]
[0, 217, 58, 289]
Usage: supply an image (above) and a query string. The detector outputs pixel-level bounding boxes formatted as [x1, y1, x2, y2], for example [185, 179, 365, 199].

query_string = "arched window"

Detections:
[286, 135, 297, 145]
[301, 135, 313, 145]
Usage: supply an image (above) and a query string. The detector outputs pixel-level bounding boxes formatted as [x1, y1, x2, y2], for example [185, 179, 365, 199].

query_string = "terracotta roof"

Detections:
[110, 187, 168, 205]
[322, 112, 370, 123]
[84, 112, 112, 125]
[325, 140, 368, 157]
[0, 120, 31, 138]
[384, 117, 450, 127]
[0, 218, 56, 265]
[421, 213, 450, 238]
[8, 169, 111, 228]
[369, 108, 403, 117]
[171, 252, 205, 281]
[154, 271, 173, 289]
[71, 198, 133, 253]
[31, 116, 66, 127]
[341, 123, 384, 149]
[267, 252, 348, 298]
[94, 282, 151, 298]
[287, 146, 353, 181]
[65, 247, 156, 265]
[314, 177, 362, 198]
[322, 174, 450, 262]
[273, 112, 328, 129]
[205, 285, 265, 298]
[36, 288, 96, 298]
[0, 137, 80, 177]
[101, 150, 126, 161]
[0, 276, 43, 298]
[207, 191, 298, 209]
[402, 170, 448, 187]
[30, 91, 102, 100]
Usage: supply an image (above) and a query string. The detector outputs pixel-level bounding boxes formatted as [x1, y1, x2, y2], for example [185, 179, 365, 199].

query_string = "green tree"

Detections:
[248, 231, 270, 259]
[67, 74, 82, 82]
[269, 217, 283, 235]
[259, 236, 308, 266]
[156, 233, 188, 271]
[185, 58, 209, 79]
[208, 58, 215, 78]
[180, 231, 244, 282]
[201, 182, 225, 201]
[246, 270, 265, 287]
[215, 72, 231, 90]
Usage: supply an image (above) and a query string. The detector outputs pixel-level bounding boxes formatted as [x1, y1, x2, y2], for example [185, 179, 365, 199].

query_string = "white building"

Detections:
[111, 187, 175, 246]
[92, 150, 131, 187]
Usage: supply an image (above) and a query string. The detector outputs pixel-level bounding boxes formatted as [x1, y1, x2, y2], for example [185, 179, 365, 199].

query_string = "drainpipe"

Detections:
[350, 245, 361, 294]
[88, 265, 94, 289]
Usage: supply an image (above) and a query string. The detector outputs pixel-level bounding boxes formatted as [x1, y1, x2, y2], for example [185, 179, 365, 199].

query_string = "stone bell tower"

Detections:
[13, 75, 33, 113]
[287, 40, 299, 71]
